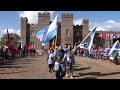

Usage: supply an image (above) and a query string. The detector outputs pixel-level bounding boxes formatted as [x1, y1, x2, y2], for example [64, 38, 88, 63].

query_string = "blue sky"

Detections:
[1, 11, 120, 38]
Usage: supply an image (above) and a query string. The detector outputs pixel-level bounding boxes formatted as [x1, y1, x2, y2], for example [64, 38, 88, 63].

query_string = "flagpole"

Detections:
[77, 27, 96, 48]
[55, 33, 57, 48]
[52, 38, 55, 48]
[55, 13, 59, 48]
[55, 13, 58, 48]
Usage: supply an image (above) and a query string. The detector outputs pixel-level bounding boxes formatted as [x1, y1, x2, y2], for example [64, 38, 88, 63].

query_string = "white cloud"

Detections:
[73, 19, 82, 25]
[73, 19, 120, 32]
[0, 28, 20, 37]
[18, 11, 55, 24]
[93, 20, 120, 32]
[104, 20, 115, 24]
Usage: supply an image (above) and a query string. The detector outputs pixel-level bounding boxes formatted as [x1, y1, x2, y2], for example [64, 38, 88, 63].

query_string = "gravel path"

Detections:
[0, 55, 55, 79]
[0, 55, 120, 79]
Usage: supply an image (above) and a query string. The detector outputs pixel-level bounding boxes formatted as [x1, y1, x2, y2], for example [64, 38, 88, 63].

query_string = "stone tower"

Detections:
[38, 12, 50, 28]
[36, 13, 50, 49]
[82, 19, 89, 40]
[21, 17, 29, 46]
[61, 13, 73, 47]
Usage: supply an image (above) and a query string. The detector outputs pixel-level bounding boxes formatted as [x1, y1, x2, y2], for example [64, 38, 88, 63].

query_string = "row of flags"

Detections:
[78, 29, 120, 57]
[2, 29, 34, 56]
[84, 29, 120, 56]
[98, 33, 118, 40]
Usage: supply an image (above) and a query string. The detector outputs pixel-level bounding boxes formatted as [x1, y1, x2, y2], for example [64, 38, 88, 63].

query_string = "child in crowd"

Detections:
[47, 49, 55, 73]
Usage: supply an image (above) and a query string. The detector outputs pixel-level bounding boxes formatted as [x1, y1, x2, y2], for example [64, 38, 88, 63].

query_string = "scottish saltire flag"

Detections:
[75, 39, 81, 46]
[79, 44, 85, 48]
[43, 14, 58, 46]
[108, 40, 120, 56]
[85, 27, 96, 52]
[103, 48, 110, 56]
[36, 25, 49, 46]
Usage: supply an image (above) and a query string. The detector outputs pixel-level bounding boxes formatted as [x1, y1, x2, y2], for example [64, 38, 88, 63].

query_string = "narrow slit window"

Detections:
[66, 29, 69, 36]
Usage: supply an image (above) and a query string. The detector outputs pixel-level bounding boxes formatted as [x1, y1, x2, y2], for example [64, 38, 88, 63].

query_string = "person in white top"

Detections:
[65, 44, 76, 79]
[48, 49, 55, 73]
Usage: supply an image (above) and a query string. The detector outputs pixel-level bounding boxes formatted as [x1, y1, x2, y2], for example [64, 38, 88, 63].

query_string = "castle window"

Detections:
[43, 19, 44, 23]
[31, 30, 35, 36]
[66, 29, 69, 36]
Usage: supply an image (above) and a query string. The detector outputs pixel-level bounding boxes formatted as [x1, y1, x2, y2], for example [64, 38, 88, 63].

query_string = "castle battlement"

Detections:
[73, 25, 83, 27]
[21, 17, 28, 21]
[38, 12, 50, 17]
[62, 13, 73, 18]
[82, 18, 89, 23]
[30, 24, 38, 26]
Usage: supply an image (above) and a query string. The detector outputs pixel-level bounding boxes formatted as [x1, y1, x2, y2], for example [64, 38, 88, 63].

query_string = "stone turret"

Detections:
[82, 19, 89, 40]
[61, 13, 73, 46]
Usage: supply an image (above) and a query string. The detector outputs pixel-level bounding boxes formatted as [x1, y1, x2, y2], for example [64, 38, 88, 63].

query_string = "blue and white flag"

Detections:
[75, 39, 81, 46]
[85, 27, 96, 52]
[35, 25, 49, 46]
[103, 48, 110, 56]
[43, 14, 58, 46]
[108, 40, 120, 56]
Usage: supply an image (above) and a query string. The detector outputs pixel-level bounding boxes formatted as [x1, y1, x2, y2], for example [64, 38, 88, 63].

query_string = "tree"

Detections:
[0, 33, 20, 47]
